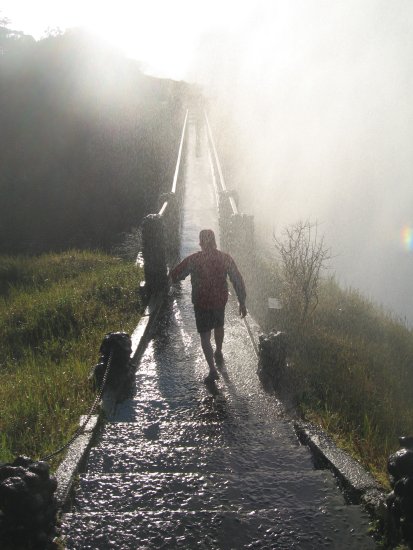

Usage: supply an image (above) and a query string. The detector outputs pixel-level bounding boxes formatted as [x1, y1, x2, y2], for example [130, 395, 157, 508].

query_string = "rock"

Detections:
[28, 461, 50, 480]
[387, 441, 413, 548]
[394, 477, 413, 498]
[401, 521, 413, 546]
[12, 456, 33, 468]
[46, 476, 58, 494]
[0, 456, 58, 549]
[23, 471, 41, 490]
[34, 530, 49, 547]
[0, 476, 30, 513]
[388, 449, 413, 479]
[387, 492, 402, 520]
[399, 436, 413, 450]
[399, 495, 413, 517]
[28, 493, 45, 512]
[0, 465, 26, 482]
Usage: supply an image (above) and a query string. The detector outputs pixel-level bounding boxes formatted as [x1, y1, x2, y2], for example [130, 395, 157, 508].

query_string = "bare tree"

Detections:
[274, 220, 331, 328]
[0, 14, 10, 27]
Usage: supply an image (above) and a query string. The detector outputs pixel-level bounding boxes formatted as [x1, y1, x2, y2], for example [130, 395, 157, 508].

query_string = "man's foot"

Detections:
[204, 370, 219, 383]
[214, 350, 224, 365]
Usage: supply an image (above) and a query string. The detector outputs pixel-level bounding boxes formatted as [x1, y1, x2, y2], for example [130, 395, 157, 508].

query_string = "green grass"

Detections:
[0, 250, 143, 467]
[287, 277, 413, 486]
[242, 244, 413, 485]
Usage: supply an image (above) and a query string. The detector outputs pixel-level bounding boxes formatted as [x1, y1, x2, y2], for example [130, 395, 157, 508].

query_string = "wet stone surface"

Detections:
[63, 508, 374, 550]
[74, 469, 341, 513]
[60, 120, 376, 548]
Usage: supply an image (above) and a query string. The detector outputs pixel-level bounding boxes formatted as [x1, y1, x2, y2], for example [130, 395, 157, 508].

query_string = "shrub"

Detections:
[273, 219, 331, 330]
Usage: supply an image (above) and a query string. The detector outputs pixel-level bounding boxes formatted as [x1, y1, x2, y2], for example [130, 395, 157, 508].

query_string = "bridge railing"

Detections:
[204, 112, 255, 277]
[205, 111, 284, 334]
[140, 109, 189, 295]
[204, 110, 259, 356]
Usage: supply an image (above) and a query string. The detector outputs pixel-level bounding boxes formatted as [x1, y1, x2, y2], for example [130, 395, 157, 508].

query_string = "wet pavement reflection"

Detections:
[61, 116, 376, 548]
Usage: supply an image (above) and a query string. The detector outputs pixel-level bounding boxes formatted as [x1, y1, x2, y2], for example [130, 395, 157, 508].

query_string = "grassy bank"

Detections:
[0, 251, 143, 466]
[281, 277, 413, 487]
[235, 223, 413, 488]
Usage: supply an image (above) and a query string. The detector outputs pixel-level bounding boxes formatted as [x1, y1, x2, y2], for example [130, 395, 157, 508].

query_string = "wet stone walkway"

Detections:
[61, 117, 376, 549]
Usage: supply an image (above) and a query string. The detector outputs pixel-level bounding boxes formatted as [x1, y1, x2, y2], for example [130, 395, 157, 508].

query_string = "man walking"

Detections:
[169, 229, 247, 383]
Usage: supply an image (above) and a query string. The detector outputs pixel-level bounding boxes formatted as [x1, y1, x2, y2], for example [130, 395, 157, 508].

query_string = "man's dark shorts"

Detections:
[194, 307, 225, 333]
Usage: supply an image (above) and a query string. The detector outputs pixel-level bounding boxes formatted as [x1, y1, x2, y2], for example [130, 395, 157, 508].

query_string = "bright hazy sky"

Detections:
[1, 0, 253, 79]
[3, 0, 413, 321]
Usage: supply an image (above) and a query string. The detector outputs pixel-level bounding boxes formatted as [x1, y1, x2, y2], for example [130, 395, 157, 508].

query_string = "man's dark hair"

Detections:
[199, 229, 217, 249]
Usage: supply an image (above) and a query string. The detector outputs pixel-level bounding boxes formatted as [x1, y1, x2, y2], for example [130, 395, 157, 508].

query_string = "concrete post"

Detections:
[141, 214, 168, 294]
[258, 331, 288, 388]
[218, 191, 233, 253]
[229, 213, 255, 268]
[91, 332, 133, 391]
[159, 193, 180, 265]
[218, 190, 239, 252]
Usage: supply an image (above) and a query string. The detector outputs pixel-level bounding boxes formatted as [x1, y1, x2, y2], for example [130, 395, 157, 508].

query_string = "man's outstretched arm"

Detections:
[169, 255, 192, 284]
[227, 257, 247, 317]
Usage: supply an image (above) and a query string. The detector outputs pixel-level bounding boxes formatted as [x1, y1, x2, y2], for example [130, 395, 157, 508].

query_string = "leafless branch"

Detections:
[273, 220, 331, 328]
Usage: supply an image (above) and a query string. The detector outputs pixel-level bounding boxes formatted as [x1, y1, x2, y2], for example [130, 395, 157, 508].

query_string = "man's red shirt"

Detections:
[170, 248, 246, 310]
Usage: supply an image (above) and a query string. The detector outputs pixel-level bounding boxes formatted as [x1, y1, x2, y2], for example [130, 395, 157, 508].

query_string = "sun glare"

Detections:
[82, 3, 201, 79]
[2, 0, 252, 80]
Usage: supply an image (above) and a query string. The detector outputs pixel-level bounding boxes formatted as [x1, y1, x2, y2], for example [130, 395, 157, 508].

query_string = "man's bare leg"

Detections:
[214, 326, 224, 354]
[200, 331, 218, 375]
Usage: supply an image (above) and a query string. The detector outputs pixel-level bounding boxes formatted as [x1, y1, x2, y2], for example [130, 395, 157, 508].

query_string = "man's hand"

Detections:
[239, 303, 247, 318]
[166, 274, 174, 295]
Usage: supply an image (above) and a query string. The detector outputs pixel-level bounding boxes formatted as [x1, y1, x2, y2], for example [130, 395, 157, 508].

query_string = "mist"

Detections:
[189, 0, 413, 324]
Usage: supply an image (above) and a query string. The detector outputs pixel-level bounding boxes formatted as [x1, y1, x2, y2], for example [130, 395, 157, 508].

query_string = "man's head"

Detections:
[199, 229, 217, 250]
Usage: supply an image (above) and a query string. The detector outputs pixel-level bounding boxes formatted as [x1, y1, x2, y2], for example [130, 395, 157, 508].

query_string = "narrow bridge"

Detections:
[60, 111, 376, 548]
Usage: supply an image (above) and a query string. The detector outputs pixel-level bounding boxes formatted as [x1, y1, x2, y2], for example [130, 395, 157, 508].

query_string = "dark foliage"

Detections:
[0, 27, 188, 254]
